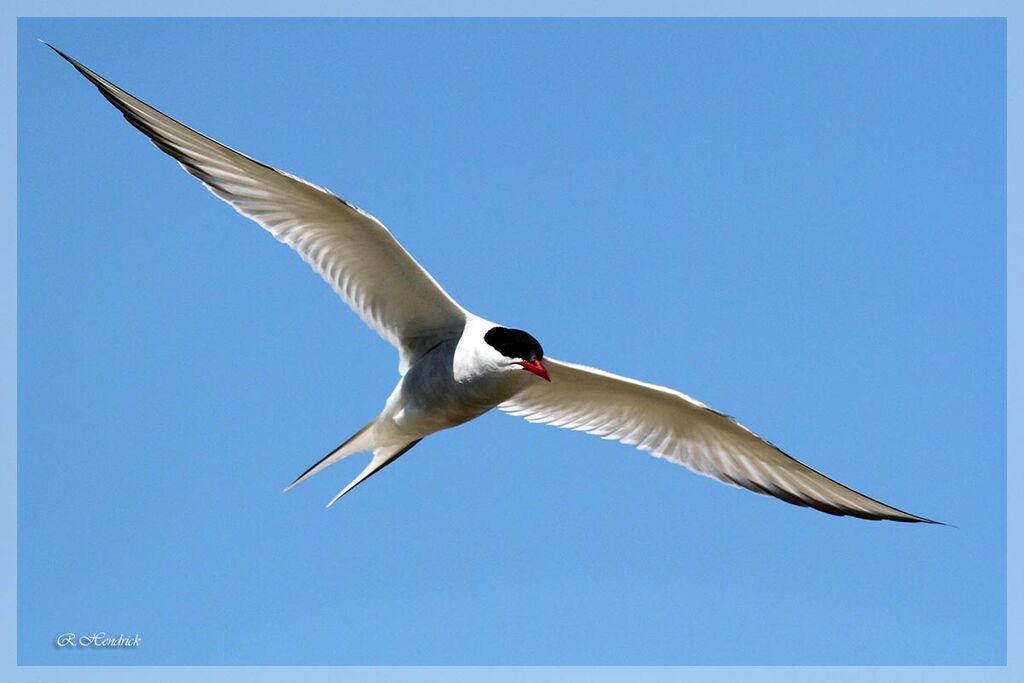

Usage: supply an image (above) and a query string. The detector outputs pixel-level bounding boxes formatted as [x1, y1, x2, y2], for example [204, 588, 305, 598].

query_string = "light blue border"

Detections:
[6, 2, 1016, 681]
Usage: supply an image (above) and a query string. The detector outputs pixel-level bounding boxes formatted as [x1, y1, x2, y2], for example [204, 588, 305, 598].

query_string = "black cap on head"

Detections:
[484, 327, 544, 361]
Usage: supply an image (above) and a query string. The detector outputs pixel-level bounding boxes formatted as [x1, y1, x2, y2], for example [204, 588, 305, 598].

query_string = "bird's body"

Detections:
[420, 319, 526, 429]
[49, 43, 939, 523]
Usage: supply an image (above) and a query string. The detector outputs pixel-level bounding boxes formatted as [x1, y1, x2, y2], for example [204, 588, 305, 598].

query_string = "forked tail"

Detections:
[324, 440, 422, 508]
[282, 419, 377, 493]
[283, 419, 422, 507]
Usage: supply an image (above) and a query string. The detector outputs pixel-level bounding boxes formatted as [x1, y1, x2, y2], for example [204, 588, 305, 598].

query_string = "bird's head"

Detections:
[483, 326, 550, 382]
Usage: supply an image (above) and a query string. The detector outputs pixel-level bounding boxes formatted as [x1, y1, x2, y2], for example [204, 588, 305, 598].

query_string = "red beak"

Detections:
[517, 358, 550, 382]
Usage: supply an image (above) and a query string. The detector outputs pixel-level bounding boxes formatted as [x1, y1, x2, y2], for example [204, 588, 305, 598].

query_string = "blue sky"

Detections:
[17, 18, 1004, 665]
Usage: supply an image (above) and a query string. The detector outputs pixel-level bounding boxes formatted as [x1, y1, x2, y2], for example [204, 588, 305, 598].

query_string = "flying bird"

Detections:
[48, 44, 939, 522]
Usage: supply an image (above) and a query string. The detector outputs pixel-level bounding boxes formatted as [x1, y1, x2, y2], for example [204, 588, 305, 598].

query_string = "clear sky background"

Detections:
[17, 18, 1005, 665]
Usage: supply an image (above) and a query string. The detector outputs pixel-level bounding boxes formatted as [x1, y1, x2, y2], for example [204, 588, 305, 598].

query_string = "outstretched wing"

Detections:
[50, 44, 467, 372]
[501, 357, 938, 523]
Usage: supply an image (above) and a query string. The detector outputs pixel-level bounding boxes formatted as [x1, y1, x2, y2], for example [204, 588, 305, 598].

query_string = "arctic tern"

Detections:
[49, 44, 938, 522]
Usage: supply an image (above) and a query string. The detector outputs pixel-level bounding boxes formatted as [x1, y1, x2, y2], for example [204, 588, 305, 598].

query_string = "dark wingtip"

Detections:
[39, 39, 67, 59]
[41, 41, 92, 78]
[887, 511, 949, 526]
[876, 509, 949, 526]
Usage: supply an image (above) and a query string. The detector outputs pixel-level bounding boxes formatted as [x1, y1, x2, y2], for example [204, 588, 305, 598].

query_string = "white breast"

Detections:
[380, 334, 527, 439]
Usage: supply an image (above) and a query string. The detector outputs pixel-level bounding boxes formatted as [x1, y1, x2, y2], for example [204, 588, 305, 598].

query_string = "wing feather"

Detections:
[51, 44, 467, 372]
[501, 357, 939, 523]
